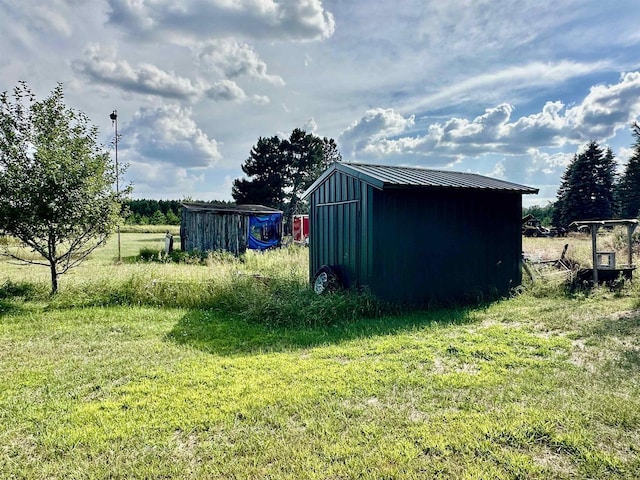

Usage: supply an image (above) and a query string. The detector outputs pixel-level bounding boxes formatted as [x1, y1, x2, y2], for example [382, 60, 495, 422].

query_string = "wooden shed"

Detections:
[303, 162, 538, 304]
[180, 203, 282, 255]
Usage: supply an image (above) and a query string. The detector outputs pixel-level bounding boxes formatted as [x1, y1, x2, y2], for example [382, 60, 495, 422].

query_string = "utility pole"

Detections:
[110, 110, 121, 262]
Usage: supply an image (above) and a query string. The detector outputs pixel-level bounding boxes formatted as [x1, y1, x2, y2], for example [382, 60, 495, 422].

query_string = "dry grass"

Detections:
[523, 228, 638, 269]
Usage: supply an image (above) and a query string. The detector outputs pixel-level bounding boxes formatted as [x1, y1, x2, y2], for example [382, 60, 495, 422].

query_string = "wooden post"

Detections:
[591, 225, 599, 284]
[628, 224, 636, 267]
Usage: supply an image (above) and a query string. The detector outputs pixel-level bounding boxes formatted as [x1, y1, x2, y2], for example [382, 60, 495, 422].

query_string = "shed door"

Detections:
[316, 199, 360, 288]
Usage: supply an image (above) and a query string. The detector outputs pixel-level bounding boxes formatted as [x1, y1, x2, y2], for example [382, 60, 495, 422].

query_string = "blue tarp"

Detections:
[248, 213, 282, 250]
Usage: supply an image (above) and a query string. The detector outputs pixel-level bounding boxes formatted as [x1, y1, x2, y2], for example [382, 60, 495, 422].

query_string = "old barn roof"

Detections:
[181, 202, 282, 214]
[304, 162, 539, 197]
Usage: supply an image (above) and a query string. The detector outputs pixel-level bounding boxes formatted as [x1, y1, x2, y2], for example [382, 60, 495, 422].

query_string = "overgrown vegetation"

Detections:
[1, 234, 639, 478]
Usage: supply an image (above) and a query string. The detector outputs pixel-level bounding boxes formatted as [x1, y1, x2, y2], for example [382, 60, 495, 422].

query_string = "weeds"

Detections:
[2, 233, 640, 478]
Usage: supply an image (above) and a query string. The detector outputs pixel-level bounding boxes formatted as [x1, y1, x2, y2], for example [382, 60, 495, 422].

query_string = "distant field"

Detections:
[1, 226, 639, 478]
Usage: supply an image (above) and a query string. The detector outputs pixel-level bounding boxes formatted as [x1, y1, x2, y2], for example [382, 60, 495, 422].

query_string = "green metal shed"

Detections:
[303, 162, 539, 304]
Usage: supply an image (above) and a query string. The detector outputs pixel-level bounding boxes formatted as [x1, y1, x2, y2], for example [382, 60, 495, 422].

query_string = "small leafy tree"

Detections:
[165, 209, 180, 225]
[0, 81, 126, 294]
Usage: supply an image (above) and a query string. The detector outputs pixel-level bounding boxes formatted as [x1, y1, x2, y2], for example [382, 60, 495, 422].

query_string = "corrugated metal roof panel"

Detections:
[181, 202, 282, 214]
[340, 162, 539, 193]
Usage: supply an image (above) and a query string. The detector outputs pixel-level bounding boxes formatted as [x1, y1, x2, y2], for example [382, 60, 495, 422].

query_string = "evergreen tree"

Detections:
[232, 135, 288, 210]
[618, 122, 640, 218]
[150, 210, 167, 225]
[165, 209, 180, 225]
[553, 141, 617, 227]
[232, 129, 341, 220]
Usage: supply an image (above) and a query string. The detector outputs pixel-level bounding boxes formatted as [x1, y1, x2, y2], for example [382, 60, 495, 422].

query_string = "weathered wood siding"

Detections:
[180, 210, 249, 255]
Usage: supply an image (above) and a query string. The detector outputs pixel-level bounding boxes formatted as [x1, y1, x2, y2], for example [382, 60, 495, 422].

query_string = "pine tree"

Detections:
[618, 122, 640, 218]
[553, 141, 617, 227]
[232, 129, 341, 220]
[232, 135, 288, 210]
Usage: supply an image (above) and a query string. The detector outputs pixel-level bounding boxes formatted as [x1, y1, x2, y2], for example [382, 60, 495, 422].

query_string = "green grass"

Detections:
[1, 232, 639, 478]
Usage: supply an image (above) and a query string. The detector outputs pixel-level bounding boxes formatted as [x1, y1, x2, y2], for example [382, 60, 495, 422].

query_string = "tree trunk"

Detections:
[50, 261, 58, 295]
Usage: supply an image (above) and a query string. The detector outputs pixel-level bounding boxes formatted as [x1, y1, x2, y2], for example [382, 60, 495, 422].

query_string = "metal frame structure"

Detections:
[570, 219, 639, 284]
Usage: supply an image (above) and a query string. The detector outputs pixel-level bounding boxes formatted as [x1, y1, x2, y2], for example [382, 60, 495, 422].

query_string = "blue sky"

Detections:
[2, 0, 640, 207]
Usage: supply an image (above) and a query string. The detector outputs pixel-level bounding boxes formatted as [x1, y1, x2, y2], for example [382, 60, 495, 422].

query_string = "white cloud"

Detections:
[196, 40, 285, 86]
[339, 108, 415, 156]
[564, 71, 640, 139]
[2, 0, 74, 38]
[342, 72, 640, 164]
[72, 44, 204, 100]
[126, 161, 206, 197]
[105, 0, 335, 43]
[120, 104, 222, 171]
[405, 60, 610, 113]
[205, 79, 249, 102]
[72, 44, 270, 104]
[303, 117, 318, 133]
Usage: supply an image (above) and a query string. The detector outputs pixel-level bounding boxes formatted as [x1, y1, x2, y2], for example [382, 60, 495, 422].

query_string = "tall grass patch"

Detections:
[2, 242, 390, 327]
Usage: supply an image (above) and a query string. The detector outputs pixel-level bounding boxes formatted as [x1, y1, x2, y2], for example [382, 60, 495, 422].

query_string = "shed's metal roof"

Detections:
[304, 162, 539, 197]
[182, 202, 282, 214]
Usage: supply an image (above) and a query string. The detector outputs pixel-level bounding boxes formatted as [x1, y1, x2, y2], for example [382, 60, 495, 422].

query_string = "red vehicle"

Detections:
[292, 214, 309, 245]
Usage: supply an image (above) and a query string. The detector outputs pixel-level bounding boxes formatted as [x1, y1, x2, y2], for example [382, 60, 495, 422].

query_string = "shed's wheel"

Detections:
[313, 265, 340, 294]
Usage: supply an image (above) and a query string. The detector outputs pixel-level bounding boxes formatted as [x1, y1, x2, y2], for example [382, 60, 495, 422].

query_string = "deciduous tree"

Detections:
[0, 82, 126, 294]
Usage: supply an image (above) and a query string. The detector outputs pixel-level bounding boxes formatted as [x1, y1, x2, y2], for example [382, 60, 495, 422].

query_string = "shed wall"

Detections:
[309, 171, 523, 304]
[309, 170, 373, 288]
[370, 188, 522, 303]
[181, 210, 248, 255]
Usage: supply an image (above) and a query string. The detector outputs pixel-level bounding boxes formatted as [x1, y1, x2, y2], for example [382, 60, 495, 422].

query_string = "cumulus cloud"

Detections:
[303, 117, 318, 133]
[564, 71, 640, 138]
[120, 104, 222, 171]
[196, 40, 285, 86]
[72, 44, 268, 104]
[342, 72, 640, 164]
[105, 0, 335, 43]
[72, 44, 204, 100]
[339, 108, 415, 156]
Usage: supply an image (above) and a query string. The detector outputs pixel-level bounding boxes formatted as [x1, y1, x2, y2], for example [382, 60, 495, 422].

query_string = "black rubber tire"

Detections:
[313, 265, 340, 294]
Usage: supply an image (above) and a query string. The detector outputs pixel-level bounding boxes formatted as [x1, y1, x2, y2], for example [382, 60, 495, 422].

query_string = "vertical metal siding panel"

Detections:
[365, 185, 377, 294]
[351, 177, 359, 286]
[350, 189, 358, 287]
[319, 181, 326, 271]
[309, 191, 318, 281]
[336, 172, 343, 272]
[327, 174, 335, 266]
[359, 182, 367, 287]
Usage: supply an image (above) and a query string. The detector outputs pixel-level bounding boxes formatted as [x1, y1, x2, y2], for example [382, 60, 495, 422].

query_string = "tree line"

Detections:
[126, 128, 342, 228]
[123, 199, 235, 225]
[525, 122, 640, 227]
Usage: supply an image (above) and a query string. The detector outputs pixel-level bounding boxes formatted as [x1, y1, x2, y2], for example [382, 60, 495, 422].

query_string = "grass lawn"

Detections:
[1, 230, 639, 478]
